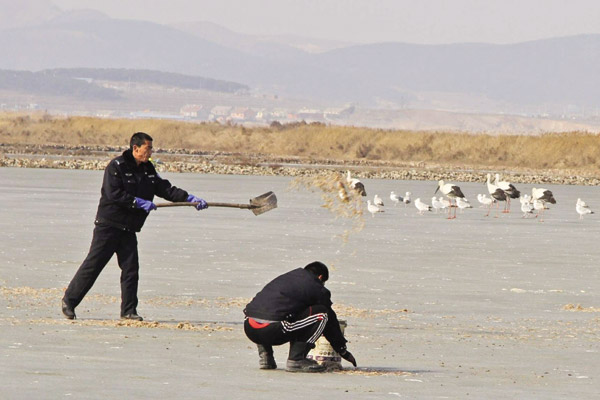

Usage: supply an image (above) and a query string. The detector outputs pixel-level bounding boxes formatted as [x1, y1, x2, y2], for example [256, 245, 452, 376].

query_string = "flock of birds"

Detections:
[345, 171, 595, 221]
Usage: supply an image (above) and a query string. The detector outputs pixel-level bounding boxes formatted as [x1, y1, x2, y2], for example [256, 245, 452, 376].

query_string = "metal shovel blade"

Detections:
[248, 191, 277, 215]
[155, 191, 277, 216]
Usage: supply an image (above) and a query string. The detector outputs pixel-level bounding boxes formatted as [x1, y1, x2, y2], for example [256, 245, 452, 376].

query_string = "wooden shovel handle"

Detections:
[156, 202, 254, 209]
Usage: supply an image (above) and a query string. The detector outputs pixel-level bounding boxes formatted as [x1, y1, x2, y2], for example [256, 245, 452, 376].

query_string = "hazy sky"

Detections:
[52, 0, 600, 45]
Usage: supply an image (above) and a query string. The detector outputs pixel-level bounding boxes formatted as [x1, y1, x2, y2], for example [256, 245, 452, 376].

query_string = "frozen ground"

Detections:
[1, 167, 599, 399]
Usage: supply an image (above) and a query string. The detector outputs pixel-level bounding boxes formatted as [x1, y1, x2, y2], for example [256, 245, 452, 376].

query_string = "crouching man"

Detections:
[243, 261, 357, 372]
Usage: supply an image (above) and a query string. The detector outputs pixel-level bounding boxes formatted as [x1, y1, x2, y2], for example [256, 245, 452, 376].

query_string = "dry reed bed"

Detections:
[1, 113, 600, 185]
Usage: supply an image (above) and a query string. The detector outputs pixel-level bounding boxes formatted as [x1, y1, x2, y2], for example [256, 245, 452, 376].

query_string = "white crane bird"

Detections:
[531, 187, 556, 222]
[346, 171, 367, 196]
[494, 173, 521, 213]
[486, 173, 507, 217]
[435, 180, 465, 219]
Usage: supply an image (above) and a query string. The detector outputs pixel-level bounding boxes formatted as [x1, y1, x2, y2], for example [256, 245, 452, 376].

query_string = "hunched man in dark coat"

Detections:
[62, 132, 208, 321]
[244, 261, 357, 372]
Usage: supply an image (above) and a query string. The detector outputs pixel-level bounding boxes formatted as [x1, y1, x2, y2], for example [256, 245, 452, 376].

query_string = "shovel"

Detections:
[155, 191, 277, 216]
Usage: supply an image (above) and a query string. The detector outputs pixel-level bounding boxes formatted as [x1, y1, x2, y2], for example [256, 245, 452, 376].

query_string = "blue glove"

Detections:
[187, 194, 208, 210]
[134, 197, 157, 213]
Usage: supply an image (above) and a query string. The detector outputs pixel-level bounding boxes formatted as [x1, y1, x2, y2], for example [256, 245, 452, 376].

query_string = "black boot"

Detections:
[286, 342, 326, 373]
[61, 298, 76, 320]
[257, 344, 277, 370]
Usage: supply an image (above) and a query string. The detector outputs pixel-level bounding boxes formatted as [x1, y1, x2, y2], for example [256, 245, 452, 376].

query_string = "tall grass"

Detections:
[1, 112, 599, 173]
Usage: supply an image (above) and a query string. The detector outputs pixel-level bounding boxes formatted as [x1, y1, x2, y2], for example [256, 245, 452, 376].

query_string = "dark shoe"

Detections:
[257, 344, 277, 370]
[286, 358, 326, 373]
[120, 313, 143, 321]
[61, 299, 76, 320]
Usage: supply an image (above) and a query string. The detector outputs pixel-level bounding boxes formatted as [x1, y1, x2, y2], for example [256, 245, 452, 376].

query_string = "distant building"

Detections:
[180, 104, 205, 118]
[230, 107, 255, 121]
[209, 106, 232, 121]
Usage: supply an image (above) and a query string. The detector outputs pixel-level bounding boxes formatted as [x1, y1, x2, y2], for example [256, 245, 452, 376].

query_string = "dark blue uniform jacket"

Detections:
[94, 149, 189, 232]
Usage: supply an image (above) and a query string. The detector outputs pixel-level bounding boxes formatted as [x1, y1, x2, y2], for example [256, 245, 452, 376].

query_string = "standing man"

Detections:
[243, 261, 357, 372]
[62, 132, 208, 321]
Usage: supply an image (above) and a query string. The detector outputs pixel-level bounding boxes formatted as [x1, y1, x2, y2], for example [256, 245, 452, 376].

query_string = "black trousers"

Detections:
[64, 224, 140, 315]
[244, 305, 330, 348]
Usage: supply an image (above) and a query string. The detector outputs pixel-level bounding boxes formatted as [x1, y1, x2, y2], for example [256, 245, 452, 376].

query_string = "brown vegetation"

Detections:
[1, 112, 600, 174]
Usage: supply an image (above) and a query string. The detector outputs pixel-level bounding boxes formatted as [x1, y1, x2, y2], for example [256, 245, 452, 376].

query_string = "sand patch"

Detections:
[4, 317, 232, 331]
[334, 367, 413, 376]
[2, 286, 399, 320]
[334, 304, 410, 319]
[563, 303, 600, 312]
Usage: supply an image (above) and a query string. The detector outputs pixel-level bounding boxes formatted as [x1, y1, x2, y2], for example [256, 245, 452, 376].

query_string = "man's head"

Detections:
[130, 132, 153, 165]
[304, 261, 329, 283]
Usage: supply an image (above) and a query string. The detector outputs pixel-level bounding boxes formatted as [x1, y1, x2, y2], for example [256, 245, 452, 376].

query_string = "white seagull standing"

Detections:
[576, 198, 594, 219]
[390, 191, 403, 206]
[456, 197, 473, 212]
[402, 192, 411, 207]
[486, 173, 507, 217]
[415, 198, 432, 215]
[435, 180, 465, 219]
[346, 171, 367, 196]
[439, 197, 451, 209]
[494, 174, 521, 213]
[431, 196, 446, 213]
[367, 200, 384, 217]
[374, 194, 384, 207]
[519, 194, 534, 218]
[521, 199, 534, 218]
[477, 194, 494, 208]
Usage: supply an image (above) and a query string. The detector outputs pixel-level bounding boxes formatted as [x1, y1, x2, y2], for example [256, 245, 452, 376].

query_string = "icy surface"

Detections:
[1, 167, 599, 399]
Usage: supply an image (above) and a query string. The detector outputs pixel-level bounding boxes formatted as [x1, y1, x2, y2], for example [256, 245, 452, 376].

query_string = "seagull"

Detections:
[402, 192, 411, 207]
[477, 194, 494, 208]
[494, 174, 521, 213]
[367, 200, 384, 217]
[521, 199, 534, 218]
[519, 194, 532, 205]
[439, 196, 451, 209]
[435, 180, 465, 219]
[486, 173, 507, 217]
[346, 170, 366, 196]
[415, 198, 432, 215]
[576, 198, 594, 219]
[431, 196, 446, 213]
[456, 197, 473, 212]
[531, 187, 556, 221]
[390, 191, 403, 206]
[374, 194, 384, 207]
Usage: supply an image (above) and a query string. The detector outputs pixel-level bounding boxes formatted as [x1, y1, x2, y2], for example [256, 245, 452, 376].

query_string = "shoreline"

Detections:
[1, 143, 599, 186]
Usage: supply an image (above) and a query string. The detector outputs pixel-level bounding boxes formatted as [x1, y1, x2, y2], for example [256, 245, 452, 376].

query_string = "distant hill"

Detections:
[48, 68, 248, 93]
[0, 68, 248, 100]
[1, 2, 600, 120]
[0, 69, 120, 100]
